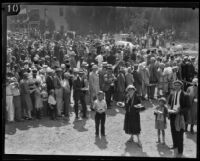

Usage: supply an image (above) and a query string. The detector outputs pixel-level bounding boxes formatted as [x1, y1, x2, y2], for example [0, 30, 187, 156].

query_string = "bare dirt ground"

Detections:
[4, 98, 197, 158]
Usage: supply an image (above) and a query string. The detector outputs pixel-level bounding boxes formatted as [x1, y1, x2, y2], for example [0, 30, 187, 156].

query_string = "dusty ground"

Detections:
[4, 98, 197, 158]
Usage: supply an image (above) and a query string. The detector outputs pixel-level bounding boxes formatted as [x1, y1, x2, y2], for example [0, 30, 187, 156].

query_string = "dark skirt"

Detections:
[124, 108, 141, 135]
[13, 95, 22, 120]
[21, 94, 33, 111]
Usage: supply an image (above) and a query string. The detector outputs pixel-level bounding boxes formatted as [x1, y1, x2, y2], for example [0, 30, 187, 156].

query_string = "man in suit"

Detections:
[102, 64, 116, 109]
[98, 62, 107, 91]
[167, 80, 189, 157]
[73, 68, 87, 119]
[148, 57, 159, 99]
[46, 68, 55, 94]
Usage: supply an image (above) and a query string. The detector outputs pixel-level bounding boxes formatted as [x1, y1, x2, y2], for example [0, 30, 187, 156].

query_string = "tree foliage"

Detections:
[64, 6, 198, 40]
[47, 18, 55, 34]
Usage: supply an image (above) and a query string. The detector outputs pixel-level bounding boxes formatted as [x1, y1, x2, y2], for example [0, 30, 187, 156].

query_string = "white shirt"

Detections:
[93, 99, 107, 113]
[48, 95, 56, 105]
[95, 54, 103, 67]
[173, 90, 181, 111]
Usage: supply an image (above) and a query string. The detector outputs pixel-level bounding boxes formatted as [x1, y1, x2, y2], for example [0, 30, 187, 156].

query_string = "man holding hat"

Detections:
[167, 80, 189, 157]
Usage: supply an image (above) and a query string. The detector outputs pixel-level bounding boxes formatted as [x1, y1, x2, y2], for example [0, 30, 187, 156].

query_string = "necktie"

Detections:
[77, 77, 81, 84]
[175, 92, 178, 105]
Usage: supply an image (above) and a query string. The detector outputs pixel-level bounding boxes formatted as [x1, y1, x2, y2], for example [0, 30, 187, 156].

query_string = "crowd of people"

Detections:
[5, 28, 198, 157]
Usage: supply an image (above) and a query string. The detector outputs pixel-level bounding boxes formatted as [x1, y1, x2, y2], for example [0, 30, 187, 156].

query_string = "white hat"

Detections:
[126, 84, 136, 92]
[46, 67, 52, 73]
[61, 64, 66, 68]
[192, 78, 198, 85]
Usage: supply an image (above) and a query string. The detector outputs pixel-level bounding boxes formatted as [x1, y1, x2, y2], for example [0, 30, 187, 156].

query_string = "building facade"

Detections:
[7, 5, 68, 32]
[26, 5, 68, 31]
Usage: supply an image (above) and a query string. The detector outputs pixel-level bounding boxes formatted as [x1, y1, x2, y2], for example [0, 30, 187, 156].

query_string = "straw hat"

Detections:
[92, 64, 98, 69]
[173, 80, 183, 86]
[126, 84, 136, 92]
[158, 97, 167, 104]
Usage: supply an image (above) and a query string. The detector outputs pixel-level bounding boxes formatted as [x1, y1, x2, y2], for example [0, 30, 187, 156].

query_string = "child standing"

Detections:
[41, 84, 48, 117]
[154, 97, 168, 144]
[93, 91, 107, 137]
[48, 89, 57, 120]
[34, 81, 43, 119]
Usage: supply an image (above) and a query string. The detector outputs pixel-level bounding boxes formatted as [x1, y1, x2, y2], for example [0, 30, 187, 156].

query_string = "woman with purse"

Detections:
[123, 84, 142, 147]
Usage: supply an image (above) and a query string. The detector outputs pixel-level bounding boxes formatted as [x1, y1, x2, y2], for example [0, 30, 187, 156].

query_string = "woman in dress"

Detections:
[34, 81, 43, 119]
[157, 63, 166, 97]
[11, 77, 23, 122]
[185, 78, 198, 134]
[6, 77, 15, 122]
[53, 68, 63, 117]
[62, 72, 71, 119]
[123, 85, 142, 147]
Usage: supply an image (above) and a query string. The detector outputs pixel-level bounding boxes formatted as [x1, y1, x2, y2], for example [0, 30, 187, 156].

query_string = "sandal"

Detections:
[127, 138, 133, 143]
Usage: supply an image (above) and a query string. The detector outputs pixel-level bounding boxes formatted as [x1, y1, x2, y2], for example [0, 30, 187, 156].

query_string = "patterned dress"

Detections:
[154, 105, 168, 130]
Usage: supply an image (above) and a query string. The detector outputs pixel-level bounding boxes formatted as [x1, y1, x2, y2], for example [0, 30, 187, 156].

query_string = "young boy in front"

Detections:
[93, 91, 107, 137]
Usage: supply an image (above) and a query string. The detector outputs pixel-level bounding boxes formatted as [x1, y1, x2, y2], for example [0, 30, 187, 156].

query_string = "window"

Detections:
[59, 8, 63, 17]
[29, 9, 40, 21]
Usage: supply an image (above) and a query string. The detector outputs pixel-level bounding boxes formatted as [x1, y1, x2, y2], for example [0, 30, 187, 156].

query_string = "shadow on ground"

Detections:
[156, 143, 174, 157]
[121, 140, 148, 157]
[73, 119, 88, 132]
[185, 132, 197, 143]
[5, 117, 70, 135]
[94, 136, 108, 150]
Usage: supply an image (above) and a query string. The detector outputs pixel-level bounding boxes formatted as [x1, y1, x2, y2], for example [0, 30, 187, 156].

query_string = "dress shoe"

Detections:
[169, 146, 177, 149]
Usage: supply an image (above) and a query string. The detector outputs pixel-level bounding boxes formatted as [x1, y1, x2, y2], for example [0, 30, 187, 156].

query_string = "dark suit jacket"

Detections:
[168, 90, 189, 118]
[73, 77, 85, 96]
[125, 93, 141, 112]
[46, 75, 54, 93]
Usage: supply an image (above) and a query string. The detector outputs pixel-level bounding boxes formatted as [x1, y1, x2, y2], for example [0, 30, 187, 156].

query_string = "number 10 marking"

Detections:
[8, 4, 19, 13]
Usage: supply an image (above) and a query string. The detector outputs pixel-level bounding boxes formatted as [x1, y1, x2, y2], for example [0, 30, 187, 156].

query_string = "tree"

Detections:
[39, 19, 46, 35]
[47, 18, 55, 34]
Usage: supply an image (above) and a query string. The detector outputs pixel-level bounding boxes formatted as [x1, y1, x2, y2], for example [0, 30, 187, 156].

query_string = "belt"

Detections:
[6, 95, 13, 96]
[96, 112, 105, 114]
